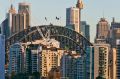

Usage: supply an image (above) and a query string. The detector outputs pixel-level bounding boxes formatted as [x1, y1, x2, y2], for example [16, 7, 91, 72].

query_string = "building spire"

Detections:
[9, 4, 16, 14]
[76, 0, 84, 9]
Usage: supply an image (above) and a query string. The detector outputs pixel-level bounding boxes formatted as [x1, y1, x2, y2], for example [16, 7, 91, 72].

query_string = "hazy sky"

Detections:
[1, 0, 120, 42]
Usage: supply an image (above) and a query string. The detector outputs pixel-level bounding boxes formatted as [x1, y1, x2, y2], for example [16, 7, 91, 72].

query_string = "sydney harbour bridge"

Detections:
[6, 25, 93, 54]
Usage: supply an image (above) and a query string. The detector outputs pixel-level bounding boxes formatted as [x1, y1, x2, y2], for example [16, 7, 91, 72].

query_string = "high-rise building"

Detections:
[66, 0, 83, 33]
[116, 39, 120, 79]
[0, 34, 5, 79]
[3, 2, 31, 36]
[109, 18, 120, 47]
[86, 44, 110, 79]
[39, 47, 64, 78]
[11, 13, 27, 34]
[81, 21, 90, 40]
[111, 18, 120, 29]
[109, 48, 117, 79]
[8, 43, 24, 75]
[1, 5, 16, 39]
[1, 18, 9, 39]
[18, 2, 31, 28]
[95, 18, 109, 43]
[25, 44, 39, 74]
[60, 51, 84, 79]
[66, 7, 80, 33]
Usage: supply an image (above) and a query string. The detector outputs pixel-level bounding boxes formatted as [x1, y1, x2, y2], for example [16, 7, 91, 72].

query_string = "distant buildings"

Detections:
[60, 51, 84, 79]
[1, 18, 9, 39]
[9, 43, 24, 75]
[1, 2, 31, 39]
[0, 34, 5, 79]
[66, 0, 83, 33]
[115, 40, 120, 79]
[39, 47, 64, 78]
[86, 44, 110, 79]
[81, 21, 90, 41]
[18, 2, 31, 28]
[66, 7, 80, 33]
[109, 18, 120, 47]
[109, 48, 117, 79]
[95, 18, 109, 43]
[25, 44, 39, 74]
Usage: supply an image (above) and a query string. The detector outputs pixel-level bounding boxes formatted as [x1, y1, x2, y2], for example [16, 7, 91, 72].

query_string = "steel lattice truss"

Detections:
[6, 25, 93, 54]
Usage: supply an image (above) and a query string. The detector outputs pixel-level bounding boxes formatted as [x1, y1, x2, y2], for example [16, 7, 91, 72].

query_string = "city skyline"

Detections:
[1, 0, 120, 42]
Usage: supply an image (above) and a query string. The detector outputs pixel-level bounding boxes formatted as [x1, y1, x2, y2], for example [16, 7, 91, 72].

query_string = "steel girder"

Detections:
[6, 25, 93, 54]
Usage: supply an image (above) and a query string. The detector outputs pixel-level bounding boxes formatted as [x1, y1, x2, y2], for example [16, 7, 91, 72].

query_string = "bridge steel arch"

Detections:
[6, 25, 93, 54]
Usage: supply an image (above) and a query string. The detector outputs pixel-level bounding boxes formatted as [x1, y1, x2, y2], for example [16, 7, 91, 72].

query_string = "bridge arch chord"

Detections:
[6, 25, 93, 54]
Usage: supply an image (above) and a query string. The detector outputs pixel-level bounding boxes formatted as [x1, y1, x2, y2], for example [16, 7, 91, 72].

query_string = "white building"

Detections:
[0, 34, 5, 79]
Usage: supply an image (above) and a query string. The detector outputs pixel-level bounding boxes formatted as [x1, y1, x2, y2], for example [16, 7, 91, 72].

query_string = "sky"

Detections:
[0, 0, 120, 42]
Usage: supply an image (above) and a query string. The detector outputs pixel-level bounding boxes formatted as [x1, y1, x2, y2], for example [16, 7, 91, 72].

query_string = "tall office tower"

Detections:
[1, 5, 16, 38]
[111, 18, 120, 29]
[1, 18, 9, 39]
[5, 2, 31, 35]
[8, 43, 24, 75]
[109, 18, 120, 47]
[66, 0, 83, 33]
[39, 47, 64, 78]
[115, 40, 120, 79]
[66, 7, 80, 33]
[18, 2, 31, 28]
[61, 51, 84, 79]
[95, 18, 109, 43]
[81, 21, 90, 40]
[86, 44, 110, 79]
[109, 48, 117, 79]
[25, 44, 39, 74]
[0, 34, 5, 79]
[11, 13, 27, 34]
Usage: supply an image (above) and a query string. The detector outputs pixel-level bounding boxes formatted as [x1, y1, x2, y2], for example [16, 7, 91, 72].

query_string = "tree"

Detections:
[32, 72, 40, 79]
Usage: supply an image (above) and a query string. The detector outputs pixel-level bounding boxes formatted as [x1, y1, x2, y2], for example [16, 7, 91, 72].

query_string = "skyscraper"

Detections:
[0, 34, 5, 79]
[25, 44, 39, 74]
[2, 2, 31, 36]
[39, 46, 64, 78]
[8, 43, 24, 75]
[66, 7, 80, 33]
[109, 18, 120, 47]
[11, 13, 27, 34]
[81, 21, 90, 40]
[61, 51, 84, 79]
[18, 2, 31, 28]
[1, 5, 16, 38]
[66, 0, 83, 33]
[1, 18, 9, 39]
[115, 40, 120, 79]
[95, 18, 109, 43]
[109, 48, 117, 79]
[86, 44, 110, 79]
